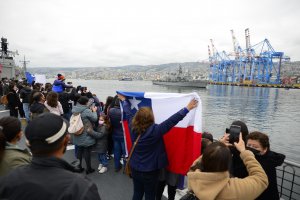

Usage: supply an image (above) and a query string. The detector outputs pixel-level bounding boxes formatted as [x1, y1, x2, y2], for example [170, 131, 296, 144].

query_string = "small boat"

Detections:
[119, 77, 133, 81]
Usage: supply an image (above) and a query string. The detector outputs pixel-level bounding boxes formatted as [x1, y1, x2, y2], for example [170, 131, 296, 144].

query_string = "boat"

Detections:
[119, 77, 133, 81]
[0, 37, 18, 79]
[152, 65, 208, 88]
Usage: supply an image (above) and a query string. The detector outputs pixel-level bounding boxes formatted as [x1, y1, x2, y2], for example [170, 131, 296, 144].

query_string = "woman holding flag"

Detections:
[117, 94, 198, 200]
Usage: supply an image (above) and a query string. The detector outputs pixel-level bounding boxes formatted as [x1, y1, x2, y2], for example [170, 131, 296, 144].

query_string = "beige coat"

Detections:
[187, 150, 268, 200]
[0, 143, 31, 176]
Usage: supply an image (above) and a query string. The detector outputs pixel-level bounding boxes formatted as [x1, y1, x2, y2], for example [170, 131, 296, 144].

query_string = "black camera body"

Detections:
[226, 125, 241, 144]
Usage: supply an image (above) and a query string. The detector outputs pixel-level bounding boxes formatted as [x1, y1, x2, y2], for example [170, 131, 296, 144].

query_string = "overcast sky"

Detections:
[1, 0, 299, 68]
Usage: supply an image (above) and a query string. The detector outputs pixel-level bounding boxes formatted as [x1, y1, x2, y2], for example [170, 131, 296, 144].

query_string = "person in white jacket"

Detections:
[44, 91, 64, 116]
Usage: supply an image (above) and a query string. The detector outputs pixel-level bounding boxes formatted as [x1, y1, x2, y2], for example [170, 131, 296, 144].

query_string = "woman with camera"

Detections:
[187, 133, 268, 200]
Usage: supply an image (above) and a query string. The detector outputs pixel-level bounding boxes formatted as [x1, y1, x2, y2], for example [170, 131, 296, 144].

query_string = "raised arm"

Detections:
[117, 94, 135, 122]
[155, 98, 198, 137]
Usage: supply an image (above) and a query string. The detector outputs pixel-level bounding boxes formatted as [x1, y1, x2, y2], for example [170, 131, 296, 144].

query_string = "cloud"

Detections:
[0, 0, 299, 67]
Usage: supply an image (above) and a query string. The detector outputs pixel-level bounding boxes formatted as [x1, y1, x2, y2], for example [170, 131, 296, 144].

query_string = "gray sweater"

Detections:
[71, 104, 97, 147]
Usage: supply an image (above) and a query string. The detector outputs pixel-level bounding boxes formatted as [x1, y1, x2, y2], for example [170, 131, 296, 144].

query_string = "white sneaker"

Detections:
[99, 167, 107, 174]
[98, 164, 103, 170]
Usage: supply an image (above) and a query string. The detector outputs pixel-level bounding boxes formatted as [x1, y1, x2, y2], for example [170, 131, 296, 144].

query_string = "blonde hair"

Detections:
[132, 107, 154, 135]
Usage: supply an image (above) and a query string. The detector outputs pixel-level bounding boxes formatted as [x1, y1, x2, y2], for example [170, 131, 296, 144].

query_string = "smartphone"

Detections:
[228, 125, 241, 144]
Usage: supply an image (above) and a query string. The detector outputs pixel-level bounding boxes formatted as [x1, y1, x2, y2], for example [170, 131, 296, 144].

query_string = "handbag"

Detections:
[124, 134, 141, 177]
[179, 191, 199, 200]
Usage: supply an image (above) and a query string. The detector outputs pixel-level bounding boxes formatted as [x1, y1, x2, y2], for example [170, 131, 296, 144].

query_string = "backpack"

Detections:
[68, 113, 84, 135]
[0, 95, 8, 105]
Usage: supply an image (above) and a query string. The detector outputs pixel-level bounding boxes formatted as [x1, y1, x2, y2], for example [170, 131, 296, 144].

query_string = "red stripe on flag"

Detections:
[163, 126, 202, 175]
[122, 120, 132, 155]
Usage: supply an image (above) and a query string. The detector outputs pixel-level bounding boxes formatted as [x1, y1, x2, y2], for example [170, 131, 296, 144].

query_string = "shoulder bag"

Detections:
[124, 134, 141, 177]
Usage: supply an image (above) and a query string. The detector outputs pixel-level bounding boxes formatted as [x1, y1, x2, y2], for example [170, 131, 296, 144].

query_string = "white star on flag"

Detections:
[128, 97, 142, 110]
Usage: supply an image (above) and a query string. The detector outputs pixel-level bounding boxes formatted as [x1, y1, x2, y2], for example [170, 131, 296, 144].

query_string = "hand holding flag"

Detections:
[117, 91, 202, 175]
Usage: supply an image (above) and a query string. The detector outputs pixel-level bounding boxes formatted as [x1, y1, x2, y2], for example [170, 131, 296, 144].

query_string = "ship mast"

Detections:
[19, 55, 30, 75]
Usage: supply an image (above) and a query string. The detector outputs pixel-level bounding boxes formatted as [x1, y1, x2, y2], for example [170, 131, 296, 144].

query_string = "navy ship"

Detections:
[152, 65, 208, 88]
[0, 37, 18, 79]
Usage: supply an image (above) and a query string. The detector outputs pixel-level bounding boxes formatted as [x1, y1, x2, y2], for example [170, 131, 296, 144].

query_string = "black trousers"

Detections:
[18, 103, 25, 118]
[77, 146, 93, 170]
[132, 169, 160, 200]
[9, 107, 18, 118]
[156, 181, 177, 200]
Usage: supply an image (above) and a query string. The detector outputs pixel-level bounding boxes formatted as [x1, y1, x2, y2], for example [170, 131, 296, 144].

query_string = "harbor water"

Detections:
[68, 79, 300, 163]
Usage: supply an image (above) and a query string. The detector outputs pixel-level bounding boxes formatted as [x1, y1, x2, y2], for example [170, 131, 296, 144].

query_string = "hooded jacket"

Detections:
[187, 150, 268, 200]
[255, 150, 285, 200]
[108, 106, 124, 139]
[88, 125, 109, 154]
[0, 143, 31, 176]
[44, 101, 64, 116]
[0, 156, 101, 200]
[71, 104, 97, 147]
[19, 86, 32, 103]
[30, 102, 48, 114]
[52, 80, 72, 93]
[7, 90, 20, 108]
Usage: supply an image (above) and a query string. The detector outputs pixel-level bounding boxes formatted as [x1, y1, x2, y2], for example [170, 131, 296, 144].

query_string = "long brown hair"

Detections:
[46, 91, 58, 107]
[132, 107, 154, 135]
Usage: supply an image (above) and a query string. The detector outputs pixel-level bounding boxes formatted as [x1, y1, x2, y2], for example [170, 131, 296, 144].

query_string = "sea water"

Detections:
[65, 79, 300, 163]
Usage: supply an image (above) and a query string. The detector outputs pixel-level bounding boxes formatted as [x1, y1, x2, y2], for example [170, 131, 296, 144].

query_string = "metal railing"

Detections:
[277, 160, 300, 200]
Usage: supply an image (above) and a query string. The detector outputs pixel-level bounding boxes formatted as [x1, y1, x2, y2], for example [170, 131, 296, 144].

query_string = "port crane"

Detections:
[208, 29, 290, 84]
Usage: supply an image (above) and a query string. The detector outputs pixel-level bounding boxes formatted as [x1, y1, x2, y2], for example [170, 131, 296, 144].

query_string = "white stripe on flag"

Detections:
[144, 92, 202, 133]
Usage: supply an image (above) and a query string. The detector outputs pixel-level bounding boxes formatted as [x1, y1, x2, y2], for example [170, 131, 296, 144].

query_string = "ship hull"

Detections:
[0, 57, 16, 79]
[152, 80, 208, 88]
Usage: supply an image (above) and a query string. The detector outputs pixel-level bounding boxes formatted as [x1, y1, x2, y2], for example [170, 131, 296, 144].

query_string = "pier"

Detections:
[209, 82, 300, 89]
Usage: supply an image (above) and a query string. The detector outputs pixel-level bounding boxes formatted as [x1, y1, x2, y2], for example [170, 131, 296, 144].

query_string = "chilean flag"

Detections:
[117, 91, 202, 175]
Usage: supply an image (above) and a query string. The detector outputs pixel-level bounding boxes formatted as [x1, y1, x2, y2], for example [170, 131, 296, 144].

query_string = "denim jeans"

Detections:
[131, 168, 160, 200]
[113, 137, 126, 170]
[62, 110, 72, 121]
[98, 153, 108, 167]
[23, 103, 30, 122]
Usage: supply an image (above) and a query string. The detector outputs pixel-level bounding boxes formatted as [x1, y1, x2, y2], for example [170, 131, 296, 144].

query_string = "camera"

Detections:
[227, 125, 241, 144]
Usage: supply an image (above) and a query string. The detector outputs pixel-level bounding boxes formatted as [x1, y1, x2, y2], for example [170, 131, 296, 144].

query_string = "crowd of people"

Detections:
[0, 75, 286, 200]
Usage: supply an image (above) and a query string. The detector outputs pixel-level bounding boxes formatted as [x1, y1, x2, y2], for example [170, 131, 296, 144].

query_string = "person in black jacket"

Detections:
[19, 83, 32, 122]
[220, 120, 250, 178]
[7, 83, 21, 118]
[59, 87, 76, 121]
[108, 96, 126, 172]
[246, 131, 285, 200]
[0, 113, 101, 200]
[29, 92, 48, 120]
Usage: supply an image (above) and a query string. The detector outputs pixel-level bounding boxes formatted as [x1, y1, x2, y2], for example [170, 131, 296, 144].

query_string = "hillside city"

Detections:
[27, 61, 300, 82]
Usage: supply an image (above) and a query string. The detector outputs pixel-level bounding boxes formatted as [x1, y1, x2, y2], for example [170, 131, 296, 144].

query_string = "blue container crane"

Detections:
[208, 29, 290, 84]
